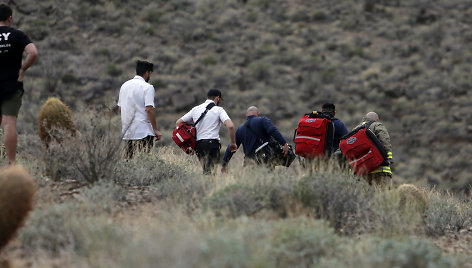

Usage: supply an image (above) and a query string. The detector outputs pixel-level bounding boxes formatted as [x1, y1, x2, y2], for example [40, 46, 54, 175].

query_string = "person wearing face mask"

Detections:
[176, 89, 236, 175]
[118, 60, 161, 158]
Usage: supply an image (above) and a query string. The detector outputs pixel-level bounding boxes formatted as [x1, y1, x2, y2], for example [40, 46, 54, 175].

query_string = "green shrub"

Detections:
[19, 202, 78, 254]
[424, 193, 472, 237]
[42, 112, 122, 183]
[115, 152, 189, 186]
[293, 172, 373, 233]
[206, 175, 294, 218]
[80, 180, 127, 214]
[207, 184, 271, 217]
[202, 55, 218, 66]
[353, 238, 459, 268]
[367, 189, 426, 237]
[270, 218, 341, 267]
[142, 156, 208, 208]
[144, 9, 162, 24]
[107, 64, 122, 77]
[19, 201, 127, 256]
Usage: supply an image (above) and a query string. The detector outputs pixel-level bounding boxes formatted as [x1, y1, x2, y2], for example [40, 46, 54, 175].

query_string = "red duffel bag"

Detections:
[172, 123, 197, 154]
[173, 103, 215, 154]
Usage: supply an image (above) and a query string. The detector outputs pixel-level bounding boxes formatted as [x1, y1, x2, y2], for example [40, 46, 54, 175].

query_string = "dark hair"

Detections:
[207, 88, 223, 99]
[136, 60, 153, 76]
[321, 102, 335, 113]
[0, 4, 12, 21]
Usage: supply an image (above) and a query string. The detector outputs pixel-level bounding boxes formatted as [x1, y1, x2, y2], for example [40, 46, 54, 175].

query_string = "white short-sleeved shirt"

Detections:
[117, 76, 155, 140]
[180, 100, 231, 141]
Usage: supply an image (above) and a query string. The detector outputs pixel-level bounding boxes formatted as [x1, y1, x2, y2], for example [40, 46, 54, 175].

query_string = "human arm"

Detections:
[221, 129, 242, 172]
[175, 118, 184, 127]
[146, 106, 161, 140]
[18, 43, 38, 82]
[224, 119, 237, 152]
[176, 108, 194, 127]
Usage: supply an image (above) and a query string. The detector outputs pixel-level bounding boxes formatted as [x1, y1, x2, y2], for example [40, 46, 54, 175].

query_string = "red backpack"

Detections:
[293, 112, 334, 159]
[339, 122, 388, 176]
[173, 103, 215, 154]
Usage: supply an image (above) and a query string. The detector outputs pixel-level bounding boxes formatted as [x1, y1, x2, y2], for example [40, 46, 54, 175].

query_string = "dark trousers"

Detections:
[196, 139, 221, 175]
[126, 135, 154, 159]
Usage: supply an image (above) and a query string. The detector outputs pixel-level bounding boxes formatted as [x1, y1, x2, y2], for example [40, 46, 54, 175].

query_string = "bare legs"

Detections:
[1, 115, 18, 165]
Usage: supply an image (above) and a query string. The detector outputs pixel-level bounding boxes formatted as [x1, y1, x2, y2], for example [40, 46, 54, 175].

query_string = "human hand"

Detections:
[221, 166, 228, 173]
[229, 143, 237, 152]
[18, 69, 25, 82]
[154, 130, 162, 140]
[282, 143, 289, 156]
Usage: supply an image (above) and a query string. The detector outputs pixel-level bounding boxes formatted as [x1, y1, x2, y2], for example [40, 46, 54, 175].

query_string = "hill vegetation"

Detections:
[1, 0, 472, 265]
[8, 0, 470, 192]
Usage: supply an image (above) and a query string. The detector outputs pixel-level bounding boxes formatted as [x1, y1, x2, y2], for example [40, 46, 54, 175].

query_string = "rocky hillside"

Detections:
[7, 0, 472, 192]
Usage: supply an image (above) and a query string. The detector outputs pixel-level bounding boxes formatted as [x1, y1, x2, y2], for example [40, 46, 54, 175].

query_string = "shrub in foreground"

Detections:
[206, 182, 293, 218]
[424, 192, 472, 237]
[293, 172, 373, 233]
[270, 217, 341, 267]
[42, 114, 122, 183]
[352, 238, 460, 268]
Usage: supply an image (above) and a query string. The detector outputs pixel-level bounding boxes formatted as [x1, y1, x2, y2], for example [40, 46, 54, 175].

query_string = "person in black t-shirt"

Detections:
[0, 4, 38, 165]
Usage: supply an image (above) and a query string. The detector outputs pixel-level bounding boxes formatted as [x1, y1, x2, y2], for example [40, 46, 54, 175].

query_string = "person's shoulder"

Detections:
[259, 116, 273, 124]
[214, 105, 227, 113]
[120, 78, 133, 87]
[372, 121, 387, 129]
[10, 27, 30, 38]
[334, 118, 347, 126]
[371, 121, 383, 127]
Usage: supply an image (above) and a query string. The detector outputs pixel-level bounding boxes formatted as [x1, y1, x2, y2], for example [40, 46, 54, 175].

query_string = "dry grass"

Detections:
[1, 0, 472, 265]
[0, 123, 469, 266]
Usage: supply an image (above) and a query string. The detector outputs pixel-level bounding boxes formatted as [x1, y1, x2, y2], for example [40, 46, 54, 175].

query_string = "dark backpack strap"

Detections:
[193, 103, 215, 126]
[364, 121, 375, 130]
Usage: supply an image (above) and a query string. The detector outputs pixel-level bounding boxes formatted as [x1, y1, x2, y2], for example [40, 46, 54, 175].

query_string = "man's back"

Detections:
[182, 100, 230, 141]
[236, 116, 279, 157]
[118, 76, 155, 139]
[0, 26, 31, 81]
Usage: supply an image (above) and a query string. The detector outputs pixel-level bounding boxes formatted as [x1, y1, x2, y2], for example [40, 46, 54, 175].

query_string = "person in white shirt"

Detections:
[176, 89, 237, 175]
[118, 60, 161, 158]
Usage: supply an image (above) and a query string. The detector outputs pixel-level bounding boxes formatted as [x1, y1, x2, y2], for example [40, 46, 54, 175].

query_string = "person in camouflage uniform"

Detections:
[355, 112, 394, 189]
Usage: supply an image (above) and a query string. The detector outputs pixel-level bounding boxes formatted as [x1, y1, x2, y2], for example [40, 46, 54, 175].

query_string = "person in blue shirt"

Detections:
[321, 103, 348, 152]
[221, 106, 289, 172]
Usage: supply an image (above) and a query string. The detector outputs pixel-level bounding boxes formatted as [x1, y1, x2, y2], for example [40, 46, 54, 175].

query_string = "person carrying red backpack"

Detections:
[351, 112, 394, 189]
